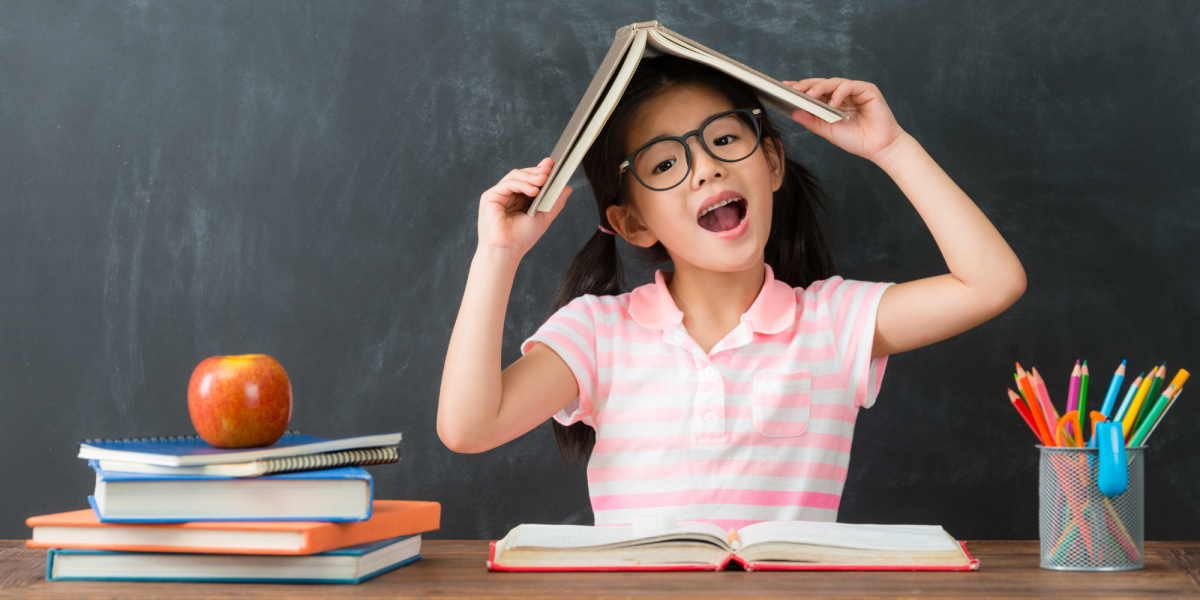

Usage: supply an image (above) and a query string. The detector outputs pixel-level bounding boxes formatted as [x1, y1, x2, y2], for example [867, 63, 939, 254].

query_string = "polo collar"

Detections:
[628, 264, 797, 335]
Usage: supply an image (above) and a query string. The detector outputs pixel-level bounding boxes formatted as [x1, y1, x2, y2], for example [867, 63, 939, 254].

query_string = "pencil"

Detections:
[1134, 365, 1166, 432]
[1130, 385, 1176, 447]
[1066, 361, 1081, 440]
[1009, 388, 1045, 444]
[1078, 361, 1090, 443]
[1099, 361, 1127, 418]
[1031, 368, 1060, 423]
[1113, 373, 1145, 423]
[1142, 383, 1185, 446]
[1018, 364, 1055, 444]
[1137, 362, 1166, 429]
[1122, 369, 1156, 437]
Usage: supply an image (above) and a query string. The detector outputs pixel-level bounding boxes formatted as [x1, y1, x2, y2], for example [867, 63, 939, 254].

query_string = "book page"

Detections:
[645, 28, 846, 124]
[505, 521, 730, 550]
[530, 28, 648, 214]
[737, 521, 960, 552]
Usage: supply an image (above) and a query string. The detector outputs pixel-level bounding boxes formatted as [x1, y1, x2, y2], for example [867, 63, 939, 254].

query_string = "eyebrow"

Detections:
[637, 110, 735, 147]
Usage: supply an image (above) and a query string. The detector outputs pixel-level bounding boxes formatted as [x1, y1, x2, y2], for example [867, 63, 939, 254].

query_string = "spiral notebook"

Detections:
[77, 431, 402, 467]
[98, 446, 400, 477]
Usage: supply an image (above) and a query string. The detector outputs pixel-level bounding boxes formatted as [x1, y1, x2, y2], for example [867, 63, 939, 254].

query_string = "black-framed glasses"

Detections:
[619, 108, 762, 192]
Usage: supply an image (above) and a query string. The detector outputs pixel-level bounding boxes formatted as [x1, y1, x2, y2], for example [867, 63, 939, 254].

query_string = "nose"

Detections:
[684, 133, 725, 189]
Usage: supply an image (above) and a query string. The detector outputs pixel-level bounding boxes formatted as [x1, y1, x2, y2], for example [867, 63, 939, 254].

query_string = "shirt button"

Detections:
[704, 411, 717, 424]
[704, 366, 717, 378]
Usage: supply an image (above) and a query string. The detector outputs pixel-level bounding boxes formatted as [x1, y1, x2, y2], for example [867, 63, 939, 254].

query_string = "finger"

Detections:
[790, 78, 828, 93]
[805, 77, 847, 101]
[504, 168, 549, 187]
[827, 80, 856, 109]
[487, 178, 541, 202]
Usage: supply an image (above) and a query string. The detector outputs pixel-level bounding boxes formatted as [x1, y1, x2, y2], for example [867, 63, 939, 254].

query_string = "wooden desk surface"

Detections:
[1, 540, 1198, 599]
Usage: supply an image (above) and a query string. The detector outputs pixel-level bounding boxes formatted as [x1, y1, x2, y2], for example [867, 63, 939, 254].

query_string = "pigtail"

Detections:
[764, 157, 838, 288]
[553, 228, 624, 311]
[549, 227, 621, 465]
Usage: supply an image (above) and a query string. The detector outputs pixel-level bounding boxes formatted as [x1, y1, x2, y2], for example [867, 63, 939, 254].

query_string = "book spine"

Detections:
[256, 446, 399, 475]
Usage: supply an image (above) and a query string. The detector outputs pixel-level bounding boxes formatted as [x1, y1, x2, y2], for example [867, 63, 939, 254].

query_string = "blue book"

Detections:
[89, 461, 373, 523]
[78, 431, 402, 467]
[46, 535, 421, 583]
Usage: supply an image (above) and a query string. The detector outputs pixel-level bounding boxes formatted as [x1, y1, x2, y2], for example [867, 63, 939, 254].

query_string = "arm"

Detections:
[786, 78, 1027, 358]
[438, 159, 580, 454]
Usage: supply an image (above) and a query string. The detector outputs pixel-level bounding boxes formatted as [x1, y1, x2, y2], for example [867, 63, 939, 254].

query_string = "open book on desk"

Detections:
[527, 21, 848, 217]
[488, 521, 979, 572]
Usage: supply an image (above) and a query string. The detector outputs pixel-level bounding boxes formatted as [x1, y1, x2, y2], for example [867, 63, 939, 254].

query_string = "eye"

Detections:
[653, 159, 676, 174]
[712, 135, 738, 146]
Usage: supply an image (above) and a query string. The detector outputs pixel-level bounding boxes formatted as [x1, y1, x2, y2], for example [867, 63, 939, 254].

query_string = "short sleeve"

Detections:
[807, 277, 894, 409]
[521, 296, 599, 427]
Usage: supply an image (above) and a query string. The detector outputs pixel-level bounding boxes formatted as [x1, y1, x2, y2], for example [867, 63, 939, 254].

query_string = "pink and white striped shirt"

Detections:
[522, 264, 892, 529]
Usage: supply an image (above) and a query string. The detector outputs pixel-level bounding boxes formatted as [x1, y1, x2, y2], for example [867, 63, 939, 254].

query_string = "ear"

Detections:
[765, 137, 786, 192]
[606, 204, 659, 248]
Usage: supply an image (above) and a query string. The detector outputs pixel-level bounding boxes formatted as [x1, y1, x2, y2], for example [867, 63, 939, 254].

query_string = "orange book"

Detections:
[27, 500, 439, 555]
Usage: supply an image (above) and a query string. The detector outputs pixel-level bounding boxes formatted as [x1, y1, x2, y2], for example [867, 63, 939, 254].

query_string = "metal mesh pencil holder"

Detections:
[1039, 446, 1144, 571]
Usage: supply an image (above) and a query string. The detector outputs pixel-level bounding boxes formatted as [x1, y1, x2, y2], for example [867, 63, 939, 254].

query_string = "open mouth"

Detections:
[697, 197, 747, 233]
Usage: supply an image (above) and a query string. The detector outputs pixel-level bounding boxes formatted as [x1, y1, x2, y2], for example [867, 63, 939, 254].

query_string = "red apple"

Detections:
[188, 354, 293, 448]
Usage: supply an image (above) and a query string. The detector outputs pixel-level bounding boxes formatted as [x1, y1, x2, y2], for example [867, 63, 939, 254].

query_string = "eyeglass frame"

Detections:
[618, 108, 763, 192]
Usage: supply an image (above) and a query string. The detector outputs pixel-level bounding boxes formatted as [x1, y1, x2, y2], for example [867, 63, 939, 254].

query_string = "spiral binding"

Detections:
[81, 430, 302, 445]
[256, 446, 400, 475]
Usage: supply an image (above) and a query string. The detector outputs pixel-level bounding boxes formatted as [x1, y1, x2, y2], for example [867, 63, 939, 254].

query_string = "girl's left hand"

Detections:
[782, 78, 908, 164]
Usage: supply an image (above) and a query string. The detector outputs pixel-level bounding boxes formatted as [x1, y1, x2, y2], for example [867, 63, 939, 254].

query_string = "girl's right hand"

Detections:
[477, 157, 573, 259]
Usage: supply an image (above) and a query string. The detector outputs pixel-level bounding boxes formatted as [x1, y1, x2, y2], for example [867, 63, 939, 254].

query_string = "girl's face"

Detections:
[608, 84, 784, 275]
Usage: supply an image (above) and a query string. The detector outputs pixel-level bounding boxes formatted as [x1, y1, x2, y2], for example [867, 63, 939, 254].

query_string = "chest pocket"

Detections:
[752, 372, 811, 437]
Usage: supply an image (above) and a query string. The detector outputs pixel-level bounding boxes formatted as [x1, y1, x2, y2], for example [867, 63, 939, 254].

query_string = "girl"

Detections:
[439, 56, 1025, 528]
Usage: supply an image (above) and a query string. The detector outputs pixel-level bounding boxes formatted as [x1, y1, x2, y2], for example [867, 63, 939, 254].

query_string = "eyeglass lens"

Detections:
[631, 111, 759, 191]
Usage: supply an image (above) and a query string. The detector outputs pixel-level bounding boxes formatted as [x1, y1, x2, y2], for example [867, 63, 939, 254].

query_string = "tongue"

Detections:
[698, 203, 742, 233]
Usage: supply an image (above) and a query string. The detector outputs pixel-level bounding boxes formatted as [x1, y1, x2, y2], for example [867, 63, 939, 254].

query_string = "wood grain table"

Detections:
[1, 540, 1198, 598]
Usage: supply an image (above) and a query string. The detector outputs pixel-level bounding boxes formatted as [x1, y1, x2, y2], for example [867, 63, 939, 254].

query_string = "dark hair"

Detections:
[550, 55, 838, 464]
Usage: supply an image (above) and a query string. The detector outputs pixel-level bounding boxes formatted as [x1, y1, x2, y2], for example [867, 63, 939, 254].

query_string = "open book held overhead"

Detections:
[527, 21, 848, 217]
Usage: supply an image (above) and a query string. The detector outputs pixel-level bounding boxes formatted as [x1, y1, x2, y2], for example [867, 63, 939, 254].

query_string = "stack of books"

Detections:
[27, 431, 441, 584]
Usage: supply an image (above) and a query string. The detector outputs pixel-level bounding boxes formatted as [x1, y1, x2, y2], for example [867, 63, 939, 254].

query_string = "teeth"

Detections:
[699, 198, 742, 217]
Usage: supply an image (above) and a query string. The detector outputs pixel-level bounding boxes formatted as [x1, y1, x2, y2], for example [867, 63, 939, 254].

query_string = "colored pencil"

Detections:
[1017, 366, 1054, 445]
[1134, 365, 1166, 432]
[1165, 368, 1190, 395]
[1066, 361, 1081, 439]
[1099, 361, 1127, 418]
[1122, 370, 1156, 437]
[1078, 362, 1090, 442]
[1129, 385, 1175, 447]
[1142, 384, 1185, 446]
[1008, 388, 1045, 444]
[1018, 364, 1055, 444]
[1113, 373, 1145, 423]
[1031, 368, 1060, 422]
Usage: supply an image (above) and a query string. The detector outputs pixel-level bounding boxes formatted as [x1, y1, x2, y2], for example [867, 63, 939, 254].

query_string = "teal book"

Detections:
[89, 461, 373, 523]
[45, 535, 421, 583]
